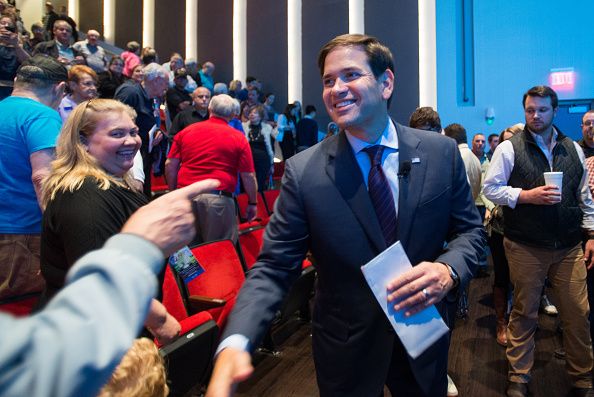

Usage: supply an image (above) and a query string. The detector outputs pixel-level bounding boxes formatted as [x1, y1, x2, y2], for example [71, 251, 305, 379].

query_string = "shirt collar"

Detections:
[527, 126, 558, 144]
[345, 118, 399, 154]
[55, 40, 69, 50]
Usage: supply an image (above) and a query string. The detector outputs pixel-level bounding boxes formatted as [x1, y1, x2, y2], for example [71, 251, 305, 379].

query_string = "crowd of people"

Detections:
[1, 4, 594, 397]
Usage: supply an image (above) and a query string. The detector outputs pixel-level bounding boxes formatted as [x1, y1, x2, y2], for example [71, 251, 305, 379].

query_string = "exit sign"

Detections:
[549, 68, 575, 91]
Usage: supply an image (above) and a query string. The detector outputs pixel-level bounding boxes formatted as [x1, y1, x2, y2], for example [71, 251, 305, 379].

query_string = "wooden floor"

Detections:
[235, 269, 577, 397]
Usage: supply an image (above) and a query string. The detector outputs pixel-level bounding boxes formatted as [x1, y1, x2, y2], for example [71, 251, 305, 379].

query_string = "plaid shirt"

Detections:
[586, 156, 594, 196]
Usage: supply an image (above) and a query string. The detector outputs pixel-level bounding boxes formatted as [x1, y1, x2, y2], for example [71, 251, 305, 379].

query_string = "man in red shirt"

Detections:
[165, 94, 258, 244]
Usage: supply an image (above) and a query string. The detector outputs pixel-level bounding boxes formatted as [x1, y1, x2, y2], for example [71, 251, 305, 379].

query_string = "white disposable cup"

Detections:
[544, 171, 563, 200]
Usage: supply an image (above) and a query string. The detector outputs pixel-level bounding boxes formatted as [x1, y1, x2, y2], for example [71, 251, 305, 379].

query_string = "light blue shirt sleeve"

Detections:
[0, 233, 164, 397]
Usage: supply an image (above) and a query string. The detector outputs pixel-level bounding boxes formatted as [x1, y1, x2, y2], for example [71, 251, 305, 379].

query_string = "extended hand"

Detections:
[386, 262, 454, 317]
[519, 185, 561, 205]
[121, 179, 220, 255]
[206, 348, 254, 397]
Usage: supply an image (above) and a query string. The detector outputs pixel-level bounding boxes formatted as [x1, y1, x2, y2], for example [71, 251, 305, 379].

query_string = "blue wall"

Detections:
[436, 0, 594, 140]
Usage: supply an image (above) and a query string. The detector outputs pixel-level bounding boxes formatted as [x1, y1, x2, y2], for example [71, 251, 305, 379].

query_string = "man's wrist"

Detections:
[438, 262, 459, 288]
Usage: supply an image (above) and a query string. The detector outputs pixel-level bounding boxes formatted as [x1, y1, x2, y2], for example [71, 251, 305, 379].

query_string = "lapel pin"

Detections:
[411, 157, 420, 164]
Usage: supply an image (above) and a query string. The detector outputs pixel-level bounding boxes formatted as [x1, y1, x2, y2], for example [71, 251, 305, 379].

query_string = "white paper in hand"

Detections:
[148, 124, 158, 153]
[361, 241, 449, 359]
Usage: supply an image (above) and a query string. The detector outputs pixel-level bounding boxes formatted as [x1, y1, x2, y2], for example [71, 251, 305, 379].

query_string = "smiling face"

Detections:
[249, 108, 262, 125]
[70, 73, 97, 102]
[87, 30, 100, 45]
[131, 65, 143, 83]
[321, 46, 393, 142]
[86, 111, 141, 177]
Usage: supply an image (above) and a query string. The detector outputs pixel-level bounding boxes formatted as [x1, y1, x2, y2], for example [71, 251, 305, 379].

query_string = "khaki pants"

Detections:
[192, 194, 238, 246]
[0, 234, 45, 301]
[504, 238, 593, 387]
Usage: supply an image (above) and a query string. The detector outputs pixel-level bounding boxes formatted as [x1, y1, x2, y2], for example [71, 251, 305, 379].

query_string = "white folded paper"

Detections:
[361, 241, 449, 359]
[148, 124, 158, 153]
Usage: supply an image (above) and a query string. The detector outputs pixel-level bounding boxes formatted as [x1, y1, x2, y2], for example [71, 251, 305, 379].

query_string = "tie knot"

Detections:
[363, 145, 385, 167]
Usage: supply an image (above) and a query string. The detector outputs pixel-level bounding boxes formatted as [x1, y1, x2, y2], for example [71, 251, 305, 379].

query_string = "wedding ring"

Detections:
[422, 288, 429, 300]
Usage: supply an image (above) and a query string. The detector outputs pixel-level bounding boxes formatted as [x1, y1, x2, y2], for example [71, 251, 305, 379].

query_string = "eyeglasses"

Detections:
[583, 120, 594, 128]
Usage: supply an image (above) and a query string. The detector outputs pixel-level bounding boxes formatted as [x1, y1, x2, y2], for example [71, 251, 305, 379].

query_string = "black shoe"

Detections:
[572, 387, 594, 397]
[554, 348, 566, 359]
[506, 381, 529, 397]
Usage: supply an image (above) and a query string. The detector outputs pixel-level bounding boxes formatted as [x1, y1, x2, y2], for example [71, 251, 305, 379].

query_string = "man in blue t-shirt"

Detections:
[0, 55, 67, 300]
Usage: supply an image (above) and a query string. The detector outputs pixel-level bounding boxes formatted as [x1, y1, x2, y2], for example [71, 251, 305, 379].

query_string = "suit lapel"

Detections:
[396, 123, 427, 243]
[325, 132, 386, 253]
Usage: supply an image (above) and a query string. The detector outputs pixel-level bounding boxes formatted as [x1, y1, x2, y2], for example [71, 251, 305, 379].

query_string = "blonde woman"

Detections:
[39, 99, 180, 344]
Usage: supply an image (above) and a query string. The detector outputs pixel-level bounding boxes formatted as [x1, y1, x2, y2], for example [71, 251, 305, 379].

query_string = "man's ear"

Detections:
[379, 69, 395, 100]
[55, 81, 66, 98]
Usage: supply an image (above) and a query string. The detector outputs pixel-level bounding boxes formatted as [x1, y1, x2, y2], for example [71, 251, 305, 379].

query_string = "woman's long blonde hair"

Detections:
[42, 99, 138, 207]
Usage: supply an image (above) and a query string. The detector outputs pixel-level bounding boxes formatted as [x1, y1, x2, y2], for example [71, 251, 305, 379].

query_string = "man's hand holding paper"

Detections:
[387, 261, 454, 317]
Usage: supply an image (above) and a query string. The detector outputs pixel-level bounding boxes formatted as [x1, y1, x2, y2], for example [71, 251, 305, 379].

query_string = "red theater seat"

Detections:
[0, 294, 39, 317]
[159, 266, 219, 396]
[261, 189, 280, 215]
[182, 240, 246, 331]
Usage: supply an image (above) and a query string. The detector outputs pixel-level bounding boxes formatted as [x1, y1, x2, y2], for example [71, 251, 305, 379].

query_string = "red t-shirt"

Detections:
[168, 117, 255, 191]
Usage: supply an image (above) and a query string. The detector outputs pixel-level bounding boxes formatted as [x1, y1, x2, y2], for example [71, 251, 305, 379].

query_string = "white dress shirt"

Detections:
[483, 128, 594, 230]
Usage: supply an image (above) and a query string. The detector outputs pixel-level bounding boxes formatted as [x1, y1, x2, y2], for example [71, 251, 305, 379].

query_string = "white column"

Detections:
[142, 0, 155, 48]
[287, 0, 302, 103]
[185, 0, 198, 59]
[418, 0, 437, 109]
[68, 0, 79, 26]
[19, 1, 42, 33]
[233, 0, 247, 82]
[348, 0, 364, 34]
[103, 0, 116, 44]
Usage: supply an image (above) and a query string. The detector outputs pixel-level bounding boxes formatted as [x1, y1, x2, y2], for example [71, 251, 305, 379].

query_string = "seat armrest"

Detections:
[188, 295, 226, 312]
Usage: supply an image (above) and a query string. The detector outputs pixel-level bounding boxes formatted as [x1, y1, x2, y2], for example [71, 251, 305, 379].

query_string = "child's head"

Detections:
[98, 338, 169, 397]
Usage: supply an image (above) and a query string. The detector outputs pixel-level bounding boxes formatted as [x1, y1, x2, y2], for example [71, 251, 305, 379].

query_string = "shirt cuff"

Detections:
[215, 334, 251, 357]
[507, 187, 523, 209]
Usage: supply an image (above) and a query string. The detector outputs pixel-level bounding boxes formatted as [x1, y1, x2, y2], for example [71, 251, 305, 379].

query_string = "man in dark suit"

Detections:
[296, 104, 319, 152]
[206, 34, 484, 397]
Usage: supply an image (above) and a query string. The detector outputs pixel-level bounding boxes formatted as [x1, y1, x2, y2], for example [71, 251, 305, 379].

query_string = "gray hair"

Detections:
[232, 98, 240, 115]
[208, 94, 236, 119]
[213, 82, 228, 95]
[142, 63, 168, 81]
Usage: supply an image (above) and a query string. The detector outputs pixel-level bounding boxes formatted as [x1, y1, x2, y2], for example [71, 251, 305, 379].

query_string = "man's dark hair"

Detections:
[487, 133, 498, 143]
[409, 106, 441, 132]
[15, 55, 68, 90]
[317, 34, 394, 107]
[318, 34, 394, 79]
[246, 76, 257, 84]
[444, 123, 468, 145]
[522, 85, 558, 109]
[305, 105, 316, 115]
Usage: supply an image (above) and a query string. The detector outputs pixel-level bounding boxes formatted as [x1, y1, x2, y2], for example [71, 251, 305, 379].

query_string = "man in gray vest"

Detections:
[484, 86, 594, 397]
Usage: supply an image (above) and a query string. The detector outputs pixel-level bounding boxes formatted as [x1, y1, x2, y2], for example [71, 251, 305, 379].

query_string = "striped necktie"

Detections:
[363, 145, 397, 246]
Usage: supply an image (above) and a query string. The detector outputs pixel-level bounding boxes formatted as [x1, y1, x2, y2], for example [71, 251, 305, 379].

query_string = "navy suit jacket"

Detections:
[223, 122, 485, 396]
